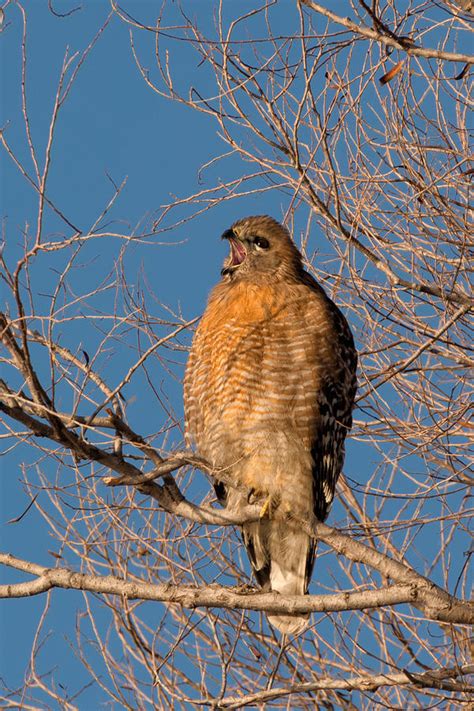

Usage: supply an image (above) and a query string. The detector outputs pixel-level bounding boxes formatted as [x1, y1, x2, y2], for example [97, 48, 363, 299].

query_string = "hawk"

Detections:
[184, 215, 357, 634]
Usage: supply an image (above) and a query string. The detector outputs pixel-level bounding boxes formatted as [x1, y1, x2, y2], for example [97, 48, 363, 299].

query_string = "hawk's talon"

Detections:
[259, 496, 271, 518]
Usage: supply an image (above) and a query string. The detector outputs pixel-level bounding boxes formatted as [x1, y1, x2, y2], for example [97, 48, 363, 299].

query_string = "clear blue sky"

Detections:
[1, 1, 470, 707]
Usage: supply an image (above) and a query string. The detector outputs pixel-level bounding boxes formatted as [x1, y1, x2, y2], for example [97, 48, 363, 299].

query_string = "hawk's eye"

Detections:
[254, 236, 270, 250]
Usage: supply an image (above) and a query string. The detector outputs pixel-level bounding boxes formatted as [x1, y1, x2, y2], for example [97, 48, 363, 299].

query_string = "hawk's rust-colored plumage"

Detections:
[184, 216, 357, 634]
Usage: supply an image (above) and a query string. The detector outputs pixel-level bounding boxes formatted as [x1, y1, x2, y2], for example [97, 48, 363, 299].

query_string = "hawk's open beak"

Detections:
[222, 229, 247, 268]
[228, 238, 247, 266]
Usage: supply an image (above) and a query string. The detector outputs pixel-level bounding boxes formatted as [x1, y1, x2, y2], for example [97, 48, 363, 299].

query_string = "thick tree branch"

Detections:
[0, 391, 146, 478]
[314, 523, 473, 624]
[0, 552, 465, 620]
[1, 551, 471, 624]
[0, 380, 259, 524]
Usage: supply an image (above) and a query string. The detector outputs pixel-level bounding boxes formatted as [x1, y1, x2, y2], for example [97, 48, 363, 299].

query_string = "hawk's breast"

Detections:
[184, 280, 339, 498]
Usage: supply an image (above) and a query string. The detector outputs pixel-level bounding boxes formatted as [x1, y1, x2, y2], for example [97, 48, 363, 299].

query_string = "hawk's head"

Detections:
[221, 215, 303, 281]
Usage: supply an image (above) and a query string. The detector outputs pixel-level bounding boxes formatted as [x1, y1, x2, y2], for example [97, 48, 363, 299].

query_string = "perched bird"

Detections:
[184, 216, 357, 634]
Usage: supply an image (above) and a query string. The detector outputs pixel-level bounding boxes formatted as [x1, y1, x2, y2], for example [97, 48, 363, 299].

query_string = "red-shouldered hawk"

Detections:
[184, 216, 357, 634]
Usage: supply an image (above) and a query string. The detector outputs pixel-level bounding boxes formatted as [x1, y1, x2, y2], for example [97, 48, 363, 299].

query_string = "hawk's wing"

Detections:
[304, 282, 358, 585]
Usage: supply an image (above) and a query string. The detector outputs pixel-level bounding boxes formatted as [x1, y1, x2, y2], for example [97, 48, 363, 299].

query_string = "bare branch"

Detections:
[1, 552, 471, 625]
[216, 664, 474, 708]
[299, 0, 474, 63]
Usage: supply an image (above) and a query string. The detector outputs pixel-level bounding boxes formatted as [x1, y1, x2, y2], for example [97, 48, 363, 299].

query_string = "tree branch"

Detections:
[299, 0, 474, 63]
[213, 664, 474, 708]
[1, 550, 471, 624]
[0, 552, 456, 614]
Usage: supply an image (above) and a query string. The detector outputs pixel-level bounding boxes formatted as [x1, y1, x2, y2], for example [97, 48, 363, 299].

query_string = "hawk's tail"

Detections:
[267, 611, 309, 636]
[244, 519, 313, 636]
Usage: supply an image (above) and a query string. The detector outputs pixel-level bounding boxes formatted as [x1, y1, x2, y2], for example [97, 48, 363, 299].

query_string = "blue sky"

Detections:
[1, 1, 471, 707]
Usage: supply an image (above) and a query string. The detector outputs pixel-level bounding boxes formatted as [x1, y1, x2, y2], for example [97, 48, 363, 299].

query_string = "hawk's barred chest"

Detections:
[184, 277, 354, 487]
